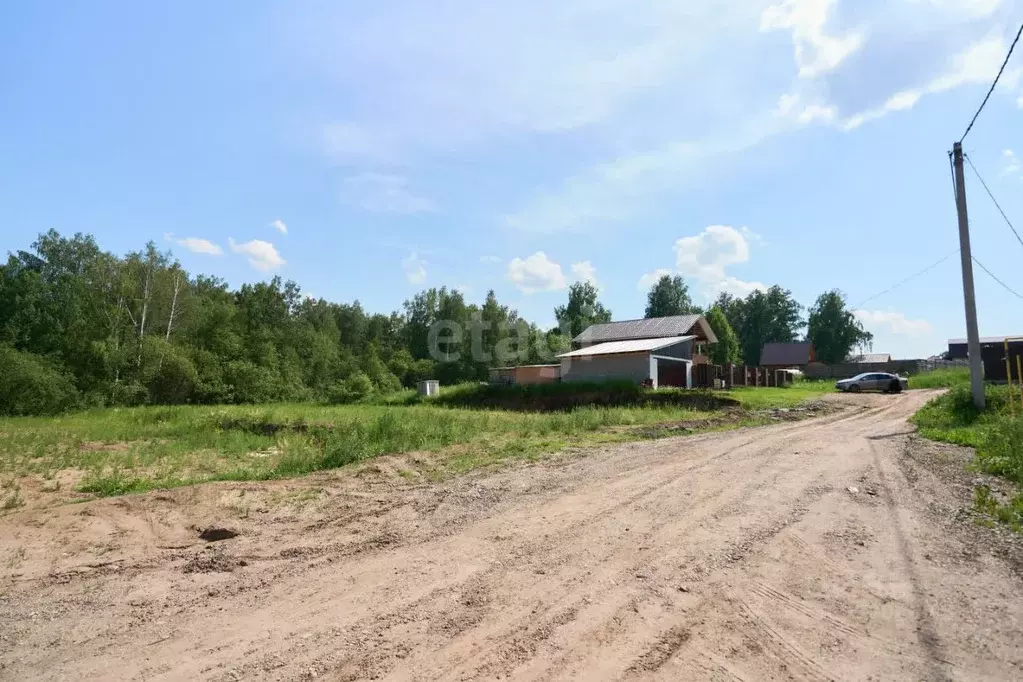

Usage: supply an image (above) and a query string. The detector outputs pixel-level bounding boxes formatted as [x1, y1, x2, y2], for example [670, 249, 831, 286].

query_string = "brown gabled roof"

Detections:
[760, 342, 814, 366]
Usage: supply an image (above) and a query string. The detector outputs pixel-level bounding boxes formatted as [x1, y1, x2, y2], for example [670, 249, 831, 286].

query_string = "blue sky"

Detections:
[2, 0, 1021, 359]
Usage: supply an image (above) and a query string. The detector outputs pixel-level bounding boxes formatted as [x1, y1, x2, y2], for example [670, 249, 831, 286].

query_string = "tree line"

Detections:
[642, 275, 872, 367]
[0, 231, 871, 415]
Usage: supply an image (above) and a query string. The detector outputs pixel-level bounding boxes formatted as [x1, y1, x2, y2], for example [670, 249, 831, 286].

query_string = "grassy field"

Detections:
[0, 382, 836, 506]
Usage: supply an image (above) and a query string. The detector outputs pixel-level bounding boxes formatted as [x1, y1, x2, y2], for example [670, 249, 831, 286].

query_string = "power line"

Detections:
[853, 250, 959, 309]
[972, 255, 1023, 299]
[964, 152, 1023, 248]
[960, 21, 1023, 143]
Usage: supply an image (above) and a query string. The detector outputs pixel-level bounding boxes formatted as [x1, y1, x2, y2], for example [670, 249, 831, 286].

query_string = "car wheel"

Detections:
[889, 380, 902, 394]
[849, 384, 861, 393]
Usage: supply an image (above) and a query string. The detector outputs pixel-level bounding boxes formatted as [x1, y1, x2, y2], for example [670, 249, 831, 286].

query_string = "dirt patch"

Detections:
[2, 391, 1022, 681]
[898, 434, 1023, 576]
[182, 547, 246, 574]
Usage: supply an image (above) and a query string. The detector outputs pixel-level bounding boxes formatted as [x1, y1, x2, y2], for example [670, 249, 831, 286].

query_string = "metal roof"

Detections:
[948, 337, 1023, 345]
[557, 336, 695, 359]
[573, 315, 716, 344]
[760, 342, 814, 366]
[847, 353, 893, 363]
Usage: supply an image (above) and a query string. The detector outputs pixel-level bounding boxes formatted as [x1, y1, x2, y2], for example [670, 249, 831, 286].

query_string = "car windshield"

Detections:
[852, 373, 873, 380]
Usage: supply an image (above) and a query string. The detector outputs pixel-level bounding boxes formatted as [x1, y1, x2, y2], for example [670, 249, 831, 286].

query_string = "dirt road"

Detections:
[3, 391, 1023, 681]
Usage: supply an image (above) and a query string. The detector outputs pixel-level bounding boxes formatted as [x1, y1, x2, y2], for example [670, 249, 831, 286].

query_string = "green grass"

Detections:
[0, 383, 834, 500]
[912, 383, 1023, 529]
[726, 380, 834, 409]
[908, 367, 970, 389]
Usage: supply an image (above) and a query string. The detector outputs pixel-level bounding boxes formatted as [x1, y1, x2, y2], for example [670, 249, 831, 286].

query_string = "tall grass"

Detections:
[908, 367, 970, 389]
[0, 382, 837, 499]
[0, 402, 725, 496]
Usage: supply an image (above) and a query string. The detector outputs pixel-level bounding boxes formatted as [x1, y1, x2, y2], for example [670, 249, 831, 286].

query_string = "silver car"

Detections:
[835, 372, 908, 393]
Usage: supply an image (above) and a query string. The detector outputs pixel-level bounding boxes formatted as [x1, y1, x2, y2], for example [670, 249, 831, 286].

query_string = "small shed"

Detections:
[558, 336, 696, 388]
[760, 342, 816, 370]
[948, 336, 1023, 382]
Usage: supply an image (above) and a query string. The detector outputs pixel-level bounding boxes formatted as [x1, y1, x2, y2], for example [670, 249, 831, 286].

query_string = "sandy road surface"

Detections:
[2, 390, 1023, 681]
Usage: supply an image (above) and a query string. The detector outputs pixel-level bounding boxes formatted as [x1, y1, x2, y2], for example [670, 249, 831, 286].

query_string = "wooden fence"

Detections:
[692, 363, 795, 389]
[802, 359, 967, 379]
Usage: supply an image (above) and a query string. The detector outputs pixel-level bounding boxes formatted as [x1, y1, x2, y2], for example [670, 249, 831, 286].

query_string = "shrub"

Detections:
[325, 372, 375, 405]
[224, 360, 280, 404]
[147, 348, 199, 405]
[0, 346, 81, 416]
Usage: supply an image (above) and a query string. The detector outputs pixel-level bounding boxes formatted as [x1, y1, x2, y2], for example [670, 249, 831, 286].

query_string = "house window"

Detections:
[695, 342, 707, 356]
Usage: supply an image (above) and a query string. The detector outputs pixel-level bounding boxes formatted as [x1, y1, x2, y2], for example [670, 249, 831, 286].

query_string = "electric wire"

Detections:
[972, 256, 1023, 300]
[964, 152, 1023, 248]
[853, 250, 959, 309]
[960, 22, 1023, 143]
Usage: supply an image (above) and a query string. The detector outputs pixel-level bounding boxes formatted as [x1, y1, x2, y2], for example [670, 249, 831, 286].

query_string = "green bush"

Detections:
[0, 346, 81, 416]
[325, 372, 375, 405]
[224, 360, 280, 404]
[109, 381, 149, 407]
[146, 347, 199, 405]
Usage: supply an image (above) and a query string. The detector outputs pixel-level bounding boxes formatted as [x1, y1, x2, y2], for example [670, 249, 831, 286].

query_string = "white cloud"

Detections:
[760, 0, 865, 79]
[797, 103, 838, 124]
[401, 252, 427, 284]
[163, 233, 223, 256]
[507, 252, 568, 294]
[708, 276, 769, 298]
[626, 226, 769, 301]
[675, 225, 752, 282]
[1018, 93, 1023, 109]
[855, 310, 934, 338]
[570, 260, 600, 289]
[843, 33, 1021, 130]
[270, 219, 288, 235]
[1004, 149, 1021, 174]
[228, 238, 286, 272]
[342, 173, 435, 214]
[637, 268, 674, 291]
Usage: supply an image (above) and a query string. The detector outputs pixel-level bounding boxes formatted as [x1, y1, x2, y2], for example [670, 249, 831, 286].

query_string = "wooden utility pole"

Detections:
[952, 142, 985, 409]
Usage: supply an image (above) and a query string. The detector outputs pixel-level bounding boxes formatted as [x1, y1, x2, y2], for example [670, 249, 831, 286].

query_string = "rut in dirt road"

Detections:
[2, 390, 1022, 681]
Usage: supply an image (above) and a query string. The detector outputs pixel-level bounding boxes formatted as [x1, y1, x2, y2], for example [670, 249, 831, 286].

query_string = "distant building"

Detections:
[760, 342, 816, 370]
[558, 336, 698, 388]
[572, 314, 717, 364]
[948, 336, 1023, 382]
[847, 353, 893, 363]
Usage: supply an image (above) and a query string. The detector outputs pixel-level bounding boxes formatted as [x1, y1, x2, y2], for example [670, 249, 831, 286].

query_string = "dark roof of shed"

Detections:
[573, 314, 705, 344]
[949, 336, 1023, 345]
[760, 342, 814, 366]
